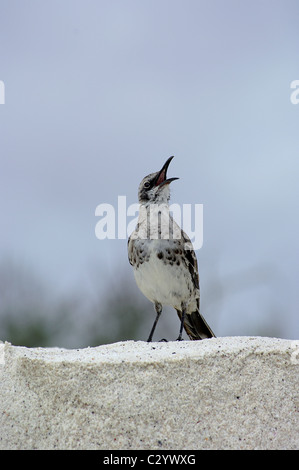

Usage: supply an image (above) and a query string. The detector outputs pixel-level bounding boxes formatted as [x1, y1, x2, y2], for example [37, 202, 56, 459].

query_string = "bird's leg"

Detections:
[147, 302, 162, 342]
[176, 302, 186, 341]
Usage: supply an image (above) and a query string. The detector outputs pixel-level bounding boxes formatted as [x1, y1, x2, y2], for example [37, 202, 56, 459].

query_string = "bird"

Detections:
[128, 156, 215, 342]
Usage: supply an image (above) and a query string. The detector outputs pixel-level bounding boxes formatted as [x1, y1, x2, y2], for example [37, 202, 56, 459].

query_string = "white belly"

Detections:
[133, 242, 198, 311]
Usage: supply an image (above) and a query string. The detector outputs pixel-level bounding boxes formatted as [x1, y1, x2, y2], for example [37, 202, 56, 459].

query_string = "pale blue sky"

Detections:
[0, 0, 299, 340]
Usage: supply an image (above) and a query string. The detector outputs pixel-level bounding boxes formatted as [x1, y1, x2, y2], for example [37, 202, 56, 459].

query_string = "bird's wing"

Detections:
[127, 235, 134, 266]
[180, 230, 199, 290]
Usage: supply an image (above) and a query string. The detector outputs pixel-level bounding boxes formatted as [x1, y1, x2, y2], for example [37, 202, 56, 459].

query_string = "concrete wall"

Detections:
[0, 336, 298, 450]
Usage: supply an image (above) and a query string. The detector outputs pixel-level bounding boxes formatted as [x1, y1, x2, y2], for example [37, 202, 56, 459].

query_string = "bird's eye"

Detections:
[143, 181, 151, 189]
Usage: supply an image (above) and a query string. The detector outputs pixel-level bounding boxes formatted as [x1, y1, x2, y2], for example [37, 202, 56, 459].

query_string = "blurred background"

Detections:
[0, 0, 298, 347]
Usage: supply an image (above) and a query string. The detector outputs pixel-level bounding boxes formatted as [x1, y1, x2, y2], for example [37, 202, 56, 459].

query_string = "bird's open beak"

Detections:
[154, 156, 179, 188]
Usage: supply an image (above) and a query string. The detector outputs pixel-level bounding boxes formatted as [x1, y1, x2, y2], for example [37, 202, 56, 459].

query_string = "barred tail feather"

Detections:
[176, 309, 216, 340]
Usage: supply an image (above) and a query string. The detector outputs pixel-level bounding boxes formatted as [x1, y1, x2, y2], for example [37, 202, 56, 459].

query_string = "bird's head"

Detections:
[138, 156, 179, 205]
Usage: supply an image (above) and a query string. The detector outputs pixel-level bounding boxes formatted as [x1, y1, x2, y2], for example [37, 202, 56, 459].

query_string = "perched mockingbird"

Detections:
[128, 156, 215, 341]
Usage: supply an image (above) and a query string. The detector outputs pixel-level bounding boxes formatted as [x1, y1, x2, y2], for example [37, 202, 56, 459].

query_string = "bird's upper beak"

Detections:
[154, 156, 179, 188]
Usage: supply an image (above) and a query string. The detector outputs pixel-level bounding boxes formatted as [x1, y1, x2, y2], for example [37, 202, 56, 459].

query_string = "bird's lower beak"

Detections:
[154, 156, 179, 187]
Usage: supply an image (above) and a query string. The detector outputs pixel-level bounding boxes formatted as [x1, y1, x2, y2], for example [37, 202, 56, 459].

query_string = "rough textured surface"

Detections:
[0, 336, 298, 450]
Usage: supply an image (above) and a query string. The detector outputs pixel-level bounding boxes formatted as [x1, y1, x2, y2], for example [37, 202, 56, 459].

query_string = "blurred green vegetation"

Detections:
[0, 258, 154, 347]
[0, 257, 288, 348]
